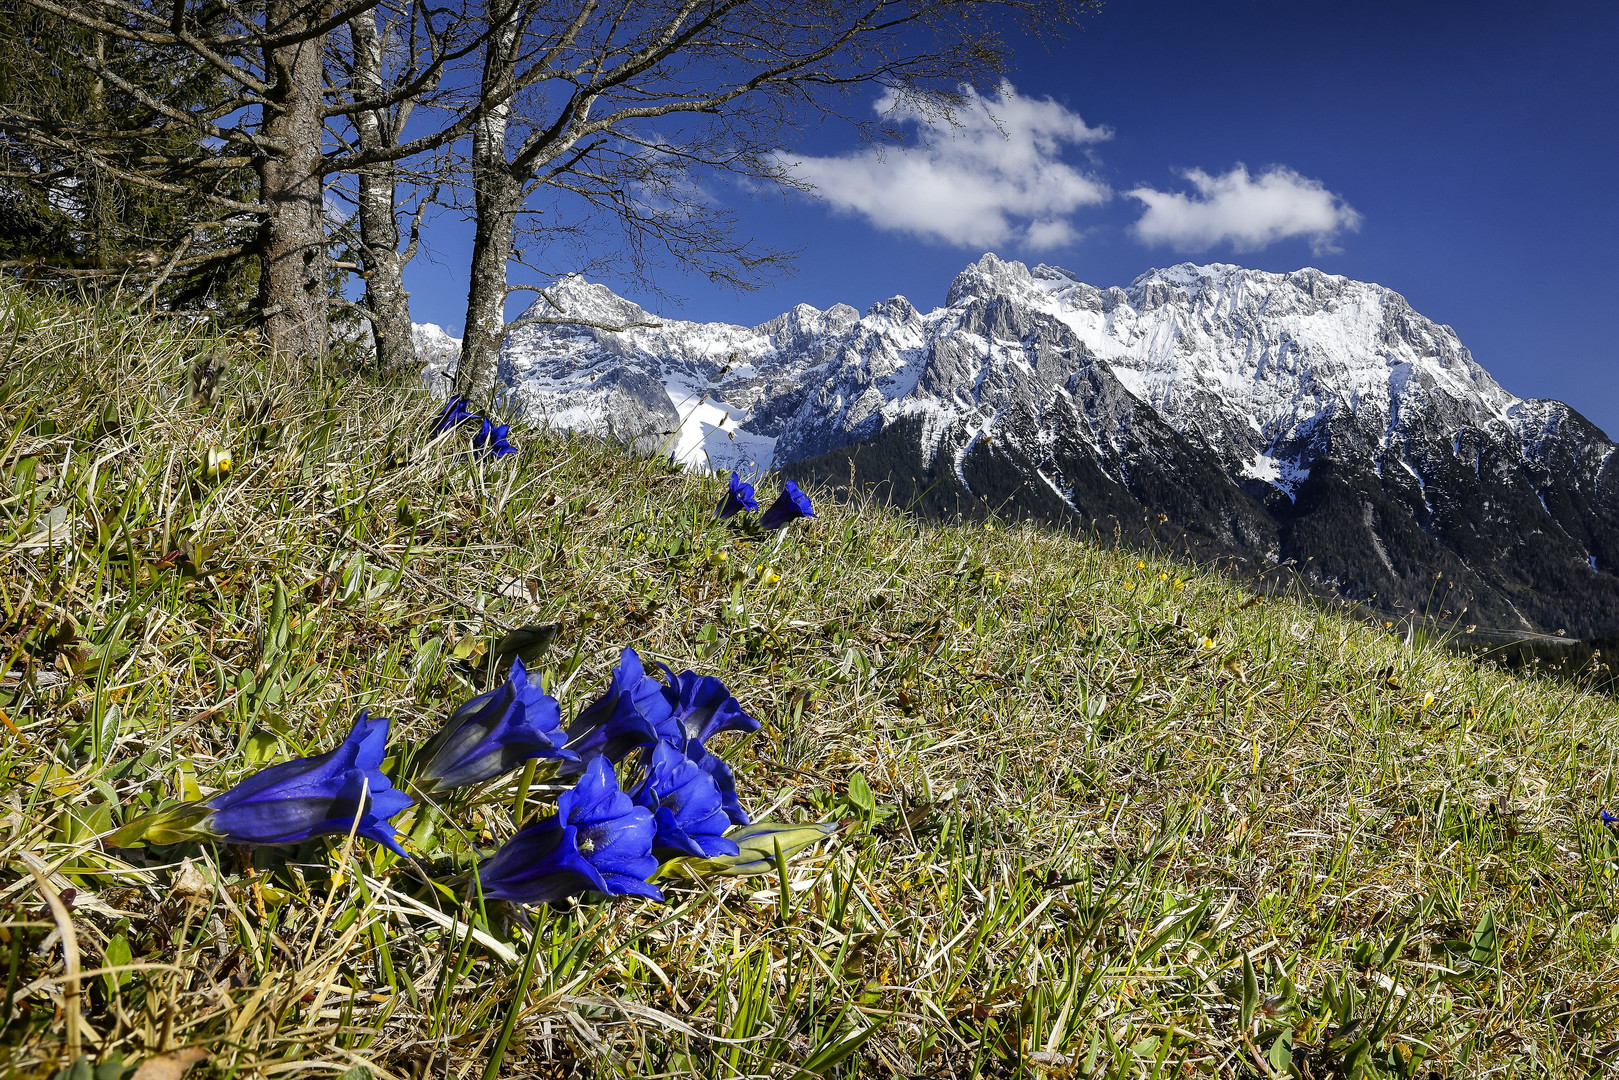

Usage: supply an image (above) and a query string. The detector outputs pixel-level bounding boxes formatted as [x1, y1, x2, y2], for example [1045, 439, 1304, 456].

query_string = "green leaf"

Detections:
[1341, 1037, 1370, 1077]
[1240, 952, 1259, 1030]
[102, 933, 132, 993]
[268, 577, 289, 654]
[94, 1053, 126, 1080]
[1380, 929, 1410, 969]
[1469, 910, 1498, 966]
[243, 729, 281, 766]
[846, 771, 876, 816]
[1267, 1028, 1292, 1074]
[800, 1024, 875, 1073]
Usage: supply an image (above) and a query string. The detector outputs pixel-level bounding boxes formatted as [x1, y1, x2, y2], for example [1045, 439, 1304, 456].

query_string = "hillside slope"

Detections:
[6, 289, 1619, 1078]
[493, 257, 1619, 637]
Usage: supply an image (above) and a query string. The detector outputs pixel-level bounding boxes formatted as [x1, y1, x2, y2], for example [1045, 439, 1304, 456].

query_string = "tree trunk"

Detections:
[457, 171, 518, 405]
[258, 0, 329, 360]
[454, 0, 519, 406]
[349, 13, 415, 374]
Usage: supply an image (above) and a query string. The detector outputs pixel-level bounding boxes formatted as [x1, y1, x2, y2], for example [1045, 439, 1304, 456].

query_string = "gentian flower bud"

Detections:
[684, 821, 838, 877]
[476, 757, 661, 904]
[758, 480, 816, 530]
[716, 472, 758, 519]
[420, 657, 577, 792]
[431, 395, 478, 436]
[631, 742, 739, 860]
[560, 647, 669, 773]
[474, 417, 518, 458]
[202, 711, 411, 854]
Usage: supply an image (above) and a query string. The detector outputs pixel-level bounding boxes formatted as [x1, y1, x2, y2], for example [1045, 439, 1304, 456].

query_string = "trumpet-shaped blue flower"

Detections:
[631, 742, 739, 860]
[431, 395, 478, 436]
[758, 480, 816, 530]
[474, 417, 518, 458]
[716, 472, 758, 519]
[560, 647, 669, 774]
[692, 745, 750, 826]
[664, 669, 762, 753]
[202, 711, 412, 854]
[420, 657, 577, 791]
[477, 757, 661, 903]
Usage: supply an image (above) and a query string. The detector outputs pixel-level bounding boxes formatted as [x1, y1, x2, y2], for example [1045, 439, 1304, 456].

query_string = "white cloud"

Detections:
[778, 83, 1110, 251]
[1128, 165, 1361, 254]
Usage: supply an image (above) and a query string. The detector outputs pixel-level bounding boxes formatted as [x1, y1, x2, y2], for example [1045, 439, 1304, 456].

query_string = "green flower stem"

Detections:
[510, 758, 538, 826]
[484, 915, 545, 1080]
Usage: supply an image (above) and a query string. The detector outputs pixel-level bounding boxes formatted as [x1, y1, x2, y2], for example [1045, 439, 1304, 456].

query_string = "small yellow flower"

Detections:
[1124, 581, 1135, 590]
[1200, 636, 1216, 650]
[1175, 579, 1187, 590]
[1421, 691, 1435, 710]
[762, 569, 781, 585]
[1137, 560, 1146, 570]
[204, 445, 232, 479]
[1159, 572, 1169, 580]
[984, 522, 996, 532]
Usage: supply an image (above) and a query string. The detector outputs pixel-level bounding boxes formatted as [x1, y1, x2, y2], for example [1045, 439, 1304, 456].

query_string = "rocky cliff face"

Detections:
[486, 256, 1619, 636]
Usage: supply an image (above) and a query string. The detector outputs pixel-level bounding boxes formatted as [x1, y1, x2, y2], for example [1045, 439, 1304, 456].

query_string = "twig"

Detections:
[20, 854, 83, 1064]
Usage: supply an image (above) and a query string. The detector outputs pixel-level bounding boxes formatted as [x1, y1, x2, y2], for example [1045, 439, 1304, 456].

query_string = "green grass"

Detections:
[4, 285, 1619, 1079]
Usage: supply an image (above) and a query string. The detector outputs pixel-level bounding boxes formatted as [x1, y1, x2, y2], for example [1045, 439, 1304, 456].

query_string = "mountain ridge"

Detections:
[476, 255, 1619, 636]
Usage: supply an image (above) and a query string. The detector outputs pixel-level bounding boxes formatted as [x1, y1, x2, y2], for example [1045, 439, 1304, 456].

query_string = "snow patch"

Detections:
[1240, 450, 1310, 501]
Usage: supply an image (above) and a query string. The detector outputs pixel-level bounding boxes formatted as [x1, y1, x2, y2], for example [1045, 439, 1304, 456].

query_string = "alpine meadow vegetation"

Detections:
[6, 287, 1619, 1079]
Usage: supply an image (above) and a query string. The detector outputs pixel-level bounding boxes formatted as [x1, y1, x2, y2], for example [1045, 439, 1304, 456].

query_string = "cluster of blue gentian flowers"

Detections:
[427, 647, 765, 903]
[111, 424, 832, 905]
[717, 471, 816, 530]
[115, 646, 829, 906]
[433, 394, 517, 458]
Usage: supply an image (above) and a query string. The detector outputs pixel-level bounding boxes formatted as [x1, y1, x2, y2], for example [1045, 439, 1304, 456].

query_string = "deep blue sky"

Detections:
[404, 0, 1619, 437]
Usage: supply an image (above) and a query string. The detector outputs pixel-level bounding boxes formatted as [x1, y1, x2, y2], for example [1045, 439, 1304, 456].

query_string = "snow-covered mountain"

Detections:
[488, 255, 1619, 636]
[413, 322, 461, 392]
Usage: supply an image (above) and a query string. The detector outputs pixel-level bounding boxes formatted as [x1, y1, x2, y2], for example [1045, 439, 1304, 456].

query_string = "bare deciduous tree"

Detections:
[449, 0, 1097, 405]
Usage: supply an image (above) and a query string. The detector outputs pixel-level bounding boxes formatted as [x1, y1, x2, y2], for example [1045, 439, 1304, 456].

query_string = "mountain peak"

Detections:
[483, 255, 1619, 635]
[520, 274, 654, 328]
[945, 252, 1037, 306]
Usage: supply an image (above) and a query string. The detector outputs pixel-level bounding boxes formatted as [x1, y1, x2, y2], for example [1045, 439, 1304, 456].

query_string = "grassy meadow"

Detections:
[4, 287, 1619, 1079]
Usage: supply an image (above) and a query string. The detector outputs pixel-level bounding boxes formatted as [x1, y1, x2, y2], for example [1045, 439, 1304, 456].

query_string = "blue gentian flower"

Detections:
[664, 669, 762, 752]
[560, 647, 669, 774]
[476, 757, 661, 904]
[1603, 809, 1618, 831]
[758, 480, 816, 530]
[692, 746, 749, 826]
[474, 417, 518, 458]
[202, 711, 412, 854]
[420, 657, 578, 792]
[431, 395, 478, 436]
[630, 742, 739, 860]
[716, 472, 759, 519]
